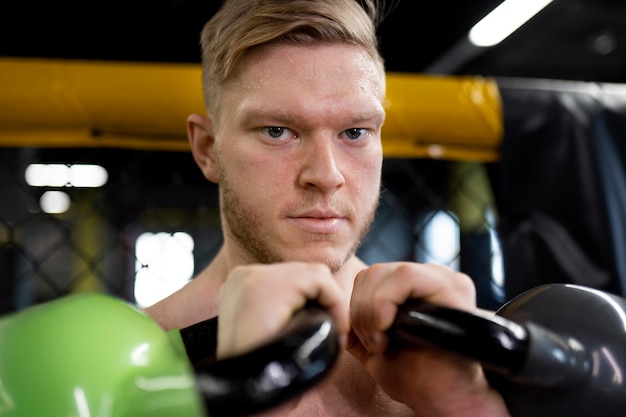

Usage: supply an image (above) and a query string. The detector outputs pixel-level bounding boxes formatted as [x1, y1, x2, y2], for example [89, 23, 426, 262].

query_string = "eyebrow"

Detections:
[237, 107, 385, 128]
[238, 108, 298, 126]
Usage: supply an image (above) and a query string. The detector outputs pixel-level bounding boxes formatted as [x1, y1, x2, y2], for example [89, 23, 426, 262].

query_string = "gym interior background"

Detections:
[0, 144, 505, 313]
[2, 0, 626, 317]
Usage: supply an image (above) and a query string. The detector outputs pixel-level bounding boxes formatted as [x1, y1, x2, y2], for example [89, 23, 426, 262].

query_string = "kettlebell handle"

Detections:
[390, 299, 590, 387]
[391, 299, 528, 375]
[181, 305, 340, 417]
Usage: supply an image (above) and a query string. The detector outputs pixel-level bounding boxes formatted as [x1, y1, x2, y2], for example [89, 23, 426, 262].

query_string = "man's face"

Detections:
[214, 42, 385, 272]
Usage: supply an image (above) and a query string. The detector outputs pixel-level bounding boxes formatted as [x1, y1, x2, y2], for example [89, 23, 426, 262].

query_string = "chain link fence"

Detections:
[0, 146, 504, 317]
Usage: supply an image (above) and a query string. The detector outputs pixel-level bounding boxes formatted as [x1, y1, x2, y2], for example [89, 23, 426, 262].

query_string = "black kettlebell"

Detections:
[391, 283, 626, 417]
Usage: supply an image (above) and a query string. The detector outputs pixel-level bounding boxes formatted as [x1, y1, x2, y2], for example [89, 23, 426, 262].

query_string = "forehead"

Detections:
[221, 43, 385, 123]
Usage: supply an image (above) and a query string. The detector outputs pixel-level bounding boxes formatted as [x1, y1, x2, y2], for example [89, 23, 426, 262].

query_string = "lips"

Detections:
[288, 209, 348, 234]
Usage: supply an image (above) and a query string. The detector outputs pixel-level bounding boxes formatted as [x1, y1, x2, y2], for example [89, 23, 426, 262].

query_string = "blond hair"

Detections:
[199, 0, 385, 117]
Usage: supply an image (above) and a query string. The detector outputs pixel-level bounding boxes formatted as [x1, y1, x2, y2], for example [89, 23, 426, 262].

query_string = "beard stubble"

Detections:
[219, 164, 379, 273]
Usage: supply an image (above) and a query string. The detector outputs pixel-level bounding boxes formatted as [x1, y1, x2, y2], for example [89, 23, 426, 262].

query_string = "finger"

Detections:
[368, 263, 476, 330]
[218, 262, 349, 357]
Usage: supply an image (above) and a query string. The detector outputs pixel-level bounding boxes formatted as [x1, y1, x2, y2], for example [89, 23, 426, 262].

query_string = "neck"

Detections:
[210, 243, 368, 295]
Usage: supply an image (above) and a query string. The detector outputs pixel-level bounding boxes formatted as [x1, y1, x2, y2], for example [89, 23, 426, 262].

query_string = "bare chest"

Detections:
[283, 353, 414, 417]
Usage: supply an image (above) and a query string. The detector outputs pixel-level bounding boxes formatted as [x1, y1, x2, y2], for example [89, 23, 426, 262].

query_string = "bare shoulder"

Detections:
[144, 276, 220, 330]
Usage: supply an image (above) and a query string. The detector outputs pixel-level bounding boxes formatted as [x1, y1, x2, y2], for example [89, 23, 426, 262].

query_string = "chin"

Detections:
[290, 248, 349, 272]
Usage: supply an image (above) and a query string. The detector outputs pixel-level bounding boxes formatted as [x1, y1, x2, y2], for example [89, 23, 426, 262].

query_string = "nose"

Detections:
[297, 136, 345, 192]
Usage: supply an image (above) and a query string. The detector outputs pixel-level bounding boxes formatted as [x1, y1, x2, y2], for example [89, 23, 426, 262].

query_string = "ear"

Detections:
[187, 113, 220, 183]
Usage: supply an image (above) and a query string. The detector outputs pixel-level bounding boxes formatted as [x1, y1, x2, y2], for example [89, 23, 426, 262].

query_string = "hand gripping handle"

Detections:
[181, 306, 340, 417]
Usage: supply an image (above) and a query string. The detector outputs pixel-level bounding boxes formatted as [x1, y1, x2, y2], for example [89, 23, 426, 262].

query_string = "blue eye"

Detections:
[263, 126, 291, 139]
[266, 126, 285, 138]
[344, 128, 367, 140]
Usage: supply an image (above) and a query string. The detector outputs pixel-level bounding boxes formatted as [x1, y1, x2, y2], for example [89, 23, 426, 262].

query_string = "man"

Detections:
[145, 0, 511, 415]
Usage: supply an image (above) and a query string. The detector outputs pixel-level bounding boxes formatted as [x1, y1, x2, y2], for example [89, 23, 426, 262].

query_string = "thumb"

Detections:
[345, 329, 368, 363]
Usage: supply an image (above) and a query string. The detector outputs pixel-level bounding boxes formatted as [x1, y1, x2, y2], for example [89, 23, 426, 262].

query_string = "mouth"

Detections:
[288, 210, 348, 234]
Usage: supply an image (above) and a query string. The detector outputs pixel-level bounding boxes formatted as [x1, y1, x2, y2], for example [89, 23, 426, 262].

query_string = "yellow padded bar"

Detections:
[0, 58, 502, 161]
[383, 73, 502, 161]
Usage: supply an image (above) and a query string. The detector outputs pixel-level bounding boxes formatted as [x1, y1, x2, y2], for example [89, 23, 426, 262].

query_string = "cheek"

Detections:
[353, 152, 382, 188]
[225, 150, 290, 195]
[348, 155, 382, 208]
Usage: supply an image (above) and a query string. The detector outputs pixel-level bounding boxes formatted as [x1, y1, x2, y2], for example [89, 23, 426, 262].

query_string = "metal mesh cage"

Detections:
[0, 147, 504, 315]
